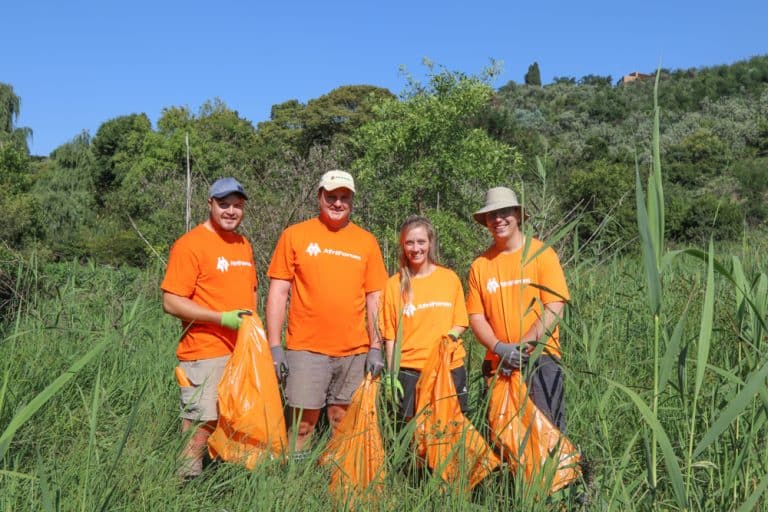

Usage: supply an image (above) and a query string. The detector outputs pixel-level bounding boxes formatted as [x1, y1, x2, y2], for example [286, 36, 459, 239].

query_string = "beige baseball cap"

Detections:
[317, 169, 356, 193]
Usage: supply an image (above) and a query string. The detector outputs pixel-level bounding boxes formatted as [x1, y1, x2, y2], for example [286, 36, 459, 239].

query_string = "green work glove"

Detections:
[220, 309, 252, 330]
[382, 372, 404, 404]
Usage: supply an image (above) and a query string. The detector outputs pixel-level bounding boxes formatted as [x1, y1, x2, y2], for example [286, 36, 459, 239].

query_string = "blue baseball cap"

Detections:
[209, 177, 248, 200]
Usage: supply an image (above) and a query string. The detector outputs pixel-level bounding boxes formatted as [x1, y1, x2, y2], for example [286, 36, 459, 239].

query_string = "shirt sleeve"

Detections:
[161, 237, 198, 298]
[451, 272, 469, 327]
[465, 261, 485, 315]
[267, 228, 295, 280]
[245, 239, 259, 293]
[380, 276, 399, 341]
[364, 236, 388, 293]
[537, 247, 570, 304]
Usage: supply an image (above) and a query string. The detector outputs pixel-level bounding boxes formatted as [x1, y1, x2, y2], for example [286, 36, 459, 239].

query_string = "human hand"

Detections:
[493, 341, 529, 373]
[382, 372, 404, 404]
[365, 347, 385, 378]
[270, 345, 289, 385]
[220, 309, 252, 330]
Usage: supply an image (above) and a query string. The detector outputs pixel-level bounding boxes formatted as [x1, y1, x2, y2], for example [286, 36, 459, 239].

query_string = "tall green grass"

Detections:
[2, 236, 768, 510]
[600, 71, 768, 510]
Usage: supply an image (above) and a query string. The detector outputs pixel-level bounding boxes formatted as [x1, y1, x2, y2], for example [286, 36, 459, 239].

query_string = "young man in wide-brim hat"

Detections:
[466, 186, 570, 431]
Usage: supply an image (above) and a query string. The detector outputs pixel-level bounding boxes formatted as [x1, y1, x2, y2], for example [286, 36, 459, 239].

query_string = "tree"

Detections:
[665, 128, 730, 186]
[0, 83, 32, 152]
[525, 62, 542, 86]
[353, 69, 524, 272]
[0, 82, 21, 134]
[734, 156, 768, 225]
[35, 131, 98, 259]
[559, 160, 635, 251]
[552, 76, 576, 85]
[578, 74, 612, 87]
[301, 85, 394, 157]
[0, 83, 39, 250]
[91, 113, 152, 195]
[255, 86, 394, 161]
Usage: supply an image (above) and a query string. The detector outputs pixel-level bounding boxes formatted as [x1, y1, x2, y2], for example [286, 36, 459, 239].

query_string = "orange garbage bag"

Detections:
[321, 374, 385, 506]
[208, 314, 287, 468]
[414, 336, 500, 491]
[487, 371, 580, 494]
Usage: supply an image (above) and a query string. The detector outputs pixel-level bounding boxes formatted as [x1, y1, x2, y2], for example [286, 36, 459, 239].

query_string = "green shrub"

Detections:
[678, 193, 743, 242]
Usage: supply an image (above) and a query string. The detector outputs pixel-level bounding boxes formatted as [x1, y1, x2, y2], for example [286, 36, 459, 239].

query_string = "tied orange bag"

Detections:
[321, 374, 385, 506]
[414, 336, 500, 491]
[208, 314, 287, 468]
[488, 371, 580, 494]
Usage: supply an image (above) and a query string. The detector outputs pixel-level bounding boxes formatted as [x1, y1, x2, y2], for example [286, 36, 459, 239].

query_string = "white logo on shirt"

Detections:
[304, 242, 362, 261]
[216, 257, 252, 272]
[403, 301, 452, 317]
[486, 277, 531, 293]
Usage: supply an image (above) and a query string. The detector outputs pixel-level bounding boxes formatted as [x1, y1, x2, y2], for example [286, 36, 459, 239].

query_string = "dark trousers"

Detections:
[527, 355, 566, 433]
[396, 366, 468, 418]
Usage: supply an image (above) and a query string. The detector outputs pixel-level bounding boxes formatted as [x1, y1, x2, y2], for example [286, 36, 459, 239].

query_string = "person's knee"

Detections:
[326, 404, 348, 431]
[291, 409, 320, 437]
[296, 422, 315, 438]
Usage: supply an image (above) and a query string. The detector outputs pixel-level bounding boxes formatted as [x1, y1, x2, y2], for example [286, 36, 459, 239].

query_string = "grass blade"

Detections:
[736, 469, 768, 512]
[635, 164, 661, 316]
[658, 301, 690, 395]
[0, 336, 111, 459]
[693, 358, 768, 458]
[609, 378, 687, 508]
[693, 240, 715, 400]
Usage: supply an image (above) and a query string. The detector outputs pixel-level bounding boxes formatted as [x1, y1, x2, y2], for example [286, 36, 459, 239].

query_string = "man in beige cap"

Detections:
[266, 170, 388, 453]
[466, 186, 570, 431]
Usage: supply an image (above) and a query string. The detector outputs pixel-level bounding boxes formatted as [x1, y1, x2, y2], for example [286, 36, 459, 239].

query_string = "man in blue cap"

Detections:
[161, 177, 257, 479]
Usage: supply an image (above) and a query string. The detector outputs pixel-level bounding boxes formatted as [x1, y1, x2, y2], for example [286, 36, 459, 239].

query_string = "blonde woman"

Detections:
[379, 215, 469, 419]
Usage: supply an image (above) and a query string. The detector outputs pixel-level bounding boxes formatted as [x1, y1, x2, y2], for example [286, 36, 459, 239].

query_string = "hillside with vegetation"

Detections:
[1, 56, 767, 271]
[1, 56, 768, 510]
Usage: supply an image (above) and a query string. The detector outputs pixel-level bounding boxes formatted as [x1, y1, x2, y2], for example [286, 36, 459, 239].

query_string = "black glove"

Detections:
[493, 342, 529, 374]
[365, 347, 385, 378]
[270, 345, 289, 385]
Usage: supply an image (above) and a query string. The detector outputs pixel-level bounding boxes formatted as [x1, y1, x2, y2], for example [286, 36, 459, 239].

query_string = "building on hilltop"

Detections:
[618, 71, 655, 85]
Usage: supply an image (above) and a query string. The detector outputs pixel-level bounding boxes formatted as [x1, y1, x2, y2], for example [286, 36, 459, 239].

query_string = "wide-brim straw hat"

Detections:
[472, 186, 528, 225]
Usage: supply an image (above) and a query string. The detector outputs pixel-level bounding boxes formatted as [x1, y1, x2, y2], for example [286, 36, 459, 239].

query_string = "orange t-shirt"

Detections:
[466, 238, 569, 361]
[267, 217, 387, 356]
[379, 266, 468, 370]
[161, 224, 257, 361]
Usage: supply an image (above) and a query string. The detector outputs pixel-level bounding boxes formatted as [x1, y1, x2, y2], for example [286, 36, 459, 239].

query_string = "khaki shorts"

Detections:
[177, 355, 230, 422]
[284, 350, 366, 410]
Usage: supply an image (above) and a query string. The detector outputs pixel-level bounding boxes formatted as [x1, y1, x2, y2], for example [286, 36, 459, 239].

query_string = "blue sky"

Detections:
[3, 0, 766, 156]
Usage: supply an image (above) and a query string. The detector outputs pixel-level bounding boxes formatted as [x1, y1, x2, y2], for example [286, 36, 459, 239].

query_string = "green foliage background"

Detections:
[3, 56, 768, 270]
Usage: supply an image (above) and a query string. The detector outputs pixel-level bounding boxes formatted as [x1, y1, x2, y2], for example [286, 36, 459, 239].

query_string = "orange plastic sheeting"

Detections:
[415, 336, 500, 491]
[321, 375, 385, 506]
[488, 372, 580, 493]
[208, 315, 287, 468]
